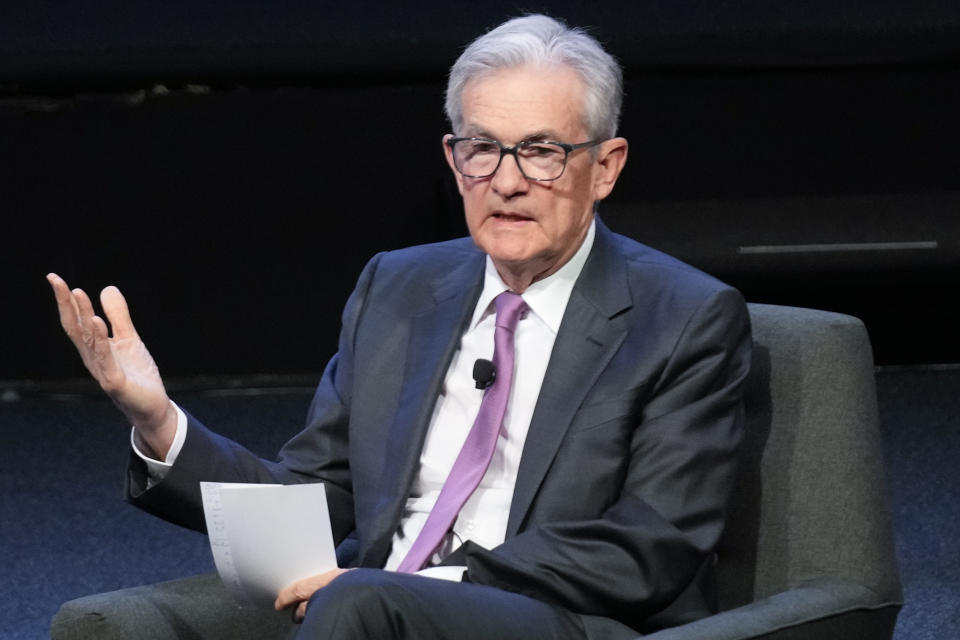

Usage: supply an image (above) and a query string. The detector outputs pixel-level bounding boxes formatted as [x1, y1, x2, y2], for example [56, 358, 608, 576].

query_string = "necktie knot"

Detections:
[494, 291, 527, 332]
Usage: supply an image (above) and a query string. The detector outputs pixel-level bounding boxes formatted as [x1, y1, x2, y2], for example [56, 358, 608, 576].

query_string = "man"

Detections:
[49, 14, 751, 640]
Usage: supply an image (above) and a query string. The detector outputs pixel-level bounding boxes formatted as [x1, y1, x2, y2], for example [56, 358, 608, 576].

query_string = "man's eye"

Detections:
[469, 142, 498, 154]
[521, 144, 562, 157]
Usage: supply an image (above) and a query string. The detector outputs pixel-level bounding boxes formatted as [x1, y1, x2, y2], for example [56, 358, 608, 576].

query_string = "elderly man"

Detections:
[49, 14, 751, 640]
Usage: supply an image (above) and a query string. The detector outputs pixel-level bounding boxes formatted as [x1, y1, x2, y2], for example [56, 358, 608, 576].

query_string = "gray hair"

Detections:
[445, 14, 623, 140]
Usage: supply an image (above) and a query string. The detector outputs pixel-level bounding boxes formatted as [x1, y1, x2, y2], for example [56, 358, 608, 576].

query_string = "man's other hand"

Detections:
[46, 273, 177, 459]
[275, 568, 352, 622]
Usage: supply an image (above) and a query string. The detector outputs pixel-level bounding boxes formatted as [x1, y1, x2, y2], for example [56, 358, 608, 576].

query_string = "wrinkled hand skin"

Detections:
[47, 273, 177, 458]
[275, 568, 353, 622]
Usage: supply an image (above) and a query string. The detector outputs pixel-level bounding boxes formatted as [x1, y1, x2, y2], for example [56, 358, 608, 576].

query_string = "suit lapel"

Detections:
[362, 252, 485, 564]
[507, 223, 633, 536]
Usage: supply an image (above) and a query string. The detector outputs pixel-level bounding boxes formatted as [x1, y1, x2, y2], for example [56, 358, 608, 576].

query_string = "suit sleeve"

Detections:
[126, 253, 386, 545]
[461, 287, 752, 628]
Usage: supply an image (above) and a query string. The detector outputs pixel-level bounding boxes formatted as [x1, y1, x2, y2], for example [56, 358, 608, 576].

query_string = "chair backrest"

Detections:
[716, 303, 902, 610]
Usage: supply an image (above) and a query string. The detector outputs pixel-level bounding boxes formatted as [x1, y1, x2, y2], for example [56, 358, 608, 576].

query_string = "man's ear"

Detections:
[442, 134, 466, 196]
[592, 137, 628, 202]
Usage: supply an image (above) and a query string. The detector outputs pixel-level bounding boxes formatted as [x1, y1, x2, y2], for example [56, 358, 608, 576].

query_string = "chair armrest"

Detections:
[643, 580, 902, 640]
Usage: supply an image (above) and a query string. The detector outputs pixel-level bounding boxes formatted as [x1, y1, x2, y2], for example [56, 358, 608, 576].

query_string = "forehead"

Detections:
[459, 64, 588, 141]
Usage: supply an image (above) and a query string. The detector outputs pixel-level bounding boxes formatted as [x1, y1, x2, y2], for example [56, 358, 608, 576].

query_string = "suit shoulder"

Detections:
[355, 237, 483, 304]
[599, 229, 751, 366]
[609, 230, 736, 297]
[375, 237, 480, 275]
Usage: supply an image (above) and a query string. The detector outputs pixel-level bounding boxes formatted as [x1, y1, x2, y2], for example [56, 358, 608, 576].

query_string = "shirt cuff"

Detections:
[414, 565, 467, 582]
[130, 402, 188, 486]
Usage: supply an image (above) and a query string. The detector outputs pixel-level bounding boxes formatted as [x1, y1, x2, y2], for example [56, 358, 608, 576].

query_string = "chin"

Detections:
[489, 252, 537, 268]
[476, 231, 535, 257]
[480, 240, 539, 264]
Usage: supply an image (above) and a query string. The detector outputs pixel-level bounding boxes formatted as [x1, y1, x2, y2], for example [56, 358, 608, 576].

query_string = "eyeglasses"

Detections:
[446, 137, 605, 181]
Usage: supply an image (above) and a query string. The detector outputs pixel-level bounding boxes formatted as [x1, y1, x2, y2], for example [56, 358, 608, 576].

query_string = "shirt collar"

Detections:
[470, 218, 596, 334]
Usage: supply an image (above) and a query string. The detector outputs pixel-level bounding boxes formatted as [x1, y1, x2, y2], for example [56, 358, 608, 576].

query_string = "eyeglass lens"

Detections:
[453, 140, 568, 180]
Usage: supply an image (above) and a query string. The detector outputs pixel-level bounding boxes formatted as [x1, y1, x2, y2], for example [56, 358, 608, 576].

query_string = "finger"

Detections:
[47, 273, 83, 338]
[275, 569, 350, 611]
[72, 287, 97, 325]
[275, 579, 308, 611]
[72, 287, 100, 348]
[90, 315, 125, 391]
[295, 600, 308, 623]
[275, 574, 323, 611]
[100, 286, 139, 340]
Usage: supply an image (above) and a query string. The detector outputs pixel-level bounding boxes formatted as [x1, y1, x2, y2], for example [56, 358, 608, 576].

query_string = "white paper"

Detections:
[200, 482, 337, 607]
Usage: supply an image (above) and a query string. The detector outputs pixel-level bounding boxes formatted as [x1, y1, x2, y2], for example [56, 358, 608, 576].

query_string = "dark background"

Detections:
[2, 5, 958, 639]
[3, 1, 960, 384]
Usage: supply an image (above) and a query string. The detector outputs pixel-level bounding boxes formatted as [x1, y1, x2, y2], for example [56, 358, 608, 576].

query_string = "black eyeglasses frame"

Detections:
[446, 136, 606, 181]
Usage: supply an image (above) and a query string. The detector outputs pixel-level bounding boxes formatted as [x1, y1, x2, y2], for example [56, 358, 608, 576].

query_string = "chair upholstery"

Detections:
[51, 304, 903, 639]
[645, 303, 903, 639]
[50, 573, 294, 640]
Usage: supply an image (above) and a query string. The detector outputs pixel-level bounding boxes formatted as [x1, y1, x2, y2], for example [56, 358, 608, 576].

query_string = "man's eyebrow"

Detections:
[459, 127, 564, 143]
[519, 130, 562, 142]
[460, 125, 494, 139]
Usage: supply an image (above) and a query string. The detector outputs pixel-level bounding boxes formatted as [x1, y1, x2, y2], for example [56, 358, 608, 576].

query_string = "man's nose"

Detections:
[491, 152, 529, 197]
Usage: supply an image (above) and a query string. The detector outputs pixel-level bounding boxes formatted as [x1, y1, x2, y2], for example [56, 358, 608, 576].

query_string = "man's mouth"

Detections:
[491, 212, 533, 222]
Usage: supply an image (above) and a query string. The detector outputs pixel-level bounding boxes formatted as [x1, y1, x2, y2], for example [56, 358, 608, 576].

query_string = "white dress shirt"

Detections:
[135, 220, 596, 580]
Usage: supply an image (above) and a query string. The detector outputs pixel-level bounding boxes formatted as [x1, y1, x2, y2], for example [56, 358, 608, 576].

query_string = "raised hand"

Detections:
[47, 273, 177, 458]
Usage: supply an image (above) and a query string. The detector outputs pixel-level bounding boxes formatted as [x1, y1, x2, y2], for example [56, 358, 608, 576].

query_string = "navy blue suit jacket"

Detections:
[129, 219, 752, 634]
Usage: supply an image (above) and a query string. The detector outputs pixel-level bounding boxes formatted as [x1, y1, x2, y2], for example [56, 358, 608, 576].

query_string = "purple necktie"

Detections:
[397, 291, 528, 572]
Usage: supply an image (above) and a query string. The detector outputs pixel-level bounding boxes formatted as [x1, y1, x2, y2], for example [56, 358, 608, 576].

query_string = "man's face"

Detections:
[444, 64, 624, 286]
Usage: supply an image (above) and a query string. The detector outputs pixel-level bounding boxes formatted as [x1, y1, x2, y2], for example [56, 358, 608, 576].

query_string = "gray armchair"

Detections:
[51, 304, 903, 639]
[647, 303, 903, 639]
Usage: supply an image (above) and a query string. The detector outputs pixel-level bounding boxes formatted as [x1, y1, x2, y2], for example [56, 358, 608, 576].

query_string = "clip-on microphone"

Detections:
[472, 358, 496, 389]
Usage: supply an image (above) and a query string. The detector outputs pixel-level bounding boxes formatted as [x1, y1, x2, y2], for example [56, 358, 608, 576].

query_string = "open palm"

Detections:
[47, 273, 176, 456]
